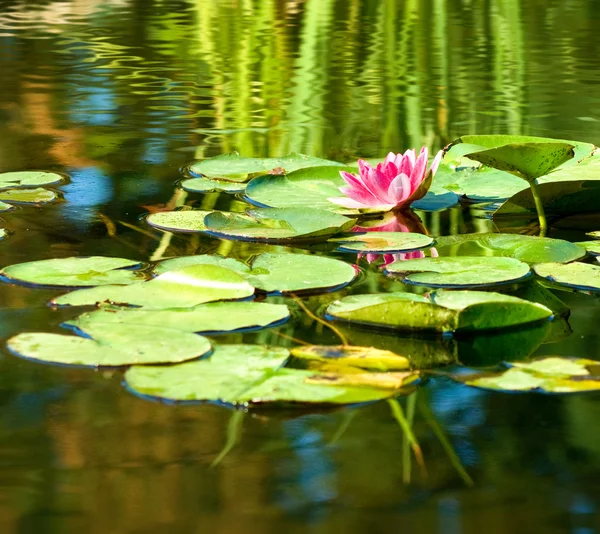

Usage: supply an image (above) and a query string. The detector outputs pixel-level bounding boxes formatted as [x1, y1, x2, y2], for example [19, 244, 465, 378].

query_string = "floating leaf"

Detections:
[0, 187, 58, 204]
[588, 231, 600, 238]
[146, 210, 211, 233]
[411, 188, 460, 211]
[290, 345, 410, 371]
[180, 177, 246, 193]
[125, 344, 411, 405]
[435, 166, 527, 201]
[534, 262, 600, 291]
[187, 153, 343, 182]
[330, 232, 433, 253]
[465, 143, 575, 182]
[434, 233, 585, 264]
[0, 170, 66, 189]
[0, 202, 13, 212]
[204, 208, 356, 242]
[154, 254, 250, 276]
[7, 324, 212, 367]
[575, 241, 600, 255]
[67, 302, 289, 334]
[245, 165, 355, 212]
[52, 264, 255, 308]
[325, 290, 551, 332]
[386, 256, 531, 288]
[247, 252, 357, 293]
[0, 256, 143, 288]
[464, 357, 600, 394]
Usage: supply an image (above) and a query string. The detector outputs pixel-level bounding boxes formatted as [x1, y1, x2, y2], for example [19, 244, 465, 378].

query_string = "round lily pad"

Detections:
[290, 345, 410, 371]
[0, 202, 14, 212]
[575, 241, 600, 255]
[0, 170, 66, 189]
[0, 256, 143, 288]
[7, 323, 212, 367]
[534, 262, 600, 291]
[180, 177, 246, 193]
[0, 188, 58, 204]
[329, 232, 434, 253]
[52, 264, 255, 308]
[67, 301, 290, 334]
[244, 165, 355, 212]
[204, 208, 356, 242]
[187, 153, 343, 182]
[386, 256, 531, 288]
[247, 253, 357, 293]
[434, 233, 585, 264]
[154, 254, 250, 276]
[146, 210, 211, 233]
[325, 290, 551, 332]
[124, 344, 412, 406]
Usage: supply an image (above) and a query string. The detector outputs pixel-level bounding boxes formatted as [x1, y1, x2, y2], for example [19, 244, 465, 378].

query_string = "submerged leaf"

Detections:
[7, 324, 212, 367]
[0, 256, 143, 288]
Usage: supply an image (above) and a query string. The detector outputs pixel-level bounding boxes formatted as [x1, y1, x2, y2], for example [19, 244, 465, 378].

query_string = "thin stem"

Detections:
[211, 409, 245, 467]
[529, 180, 547, 237]
[418, 400, 474, 487]
[291, 295, 349, 346]
[328, 409, 356, 447]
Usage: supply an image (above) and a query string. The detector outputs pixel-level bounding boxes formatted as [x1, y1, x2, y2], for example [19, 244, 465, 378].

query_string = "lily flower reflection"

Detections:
[329, 148, 443, 212]
[353, 211, 437, 266]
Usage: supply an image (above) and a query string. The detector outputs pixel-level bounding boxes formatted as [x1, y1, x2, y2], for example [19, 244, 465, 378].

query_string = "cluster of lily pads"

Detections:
[0, 170, 64, 237]
[3, 134, 600, 405]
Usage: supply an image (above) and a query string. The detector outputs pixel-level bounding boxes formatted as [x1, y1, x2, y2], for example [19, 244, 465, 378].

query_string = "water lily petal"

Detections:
[328, 196, 369, 209]
[387, 173, 413, 206]
[428, 150, 443, 177]
[410, 147, 429, 190]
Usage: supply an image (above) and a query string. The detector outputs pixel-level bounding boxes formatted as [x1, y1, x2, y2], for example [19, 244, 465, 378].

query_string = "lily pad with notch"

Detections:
[0, 256, 143, 288]
[386, 256, 531, 288]
[203, 208, 356, 243]
[247, 252, 357, 294]
[325, 290, 551, 333]
[67, 301, 290, 334]
[7, 323, 212, 367]
[51, 264, 255, 308]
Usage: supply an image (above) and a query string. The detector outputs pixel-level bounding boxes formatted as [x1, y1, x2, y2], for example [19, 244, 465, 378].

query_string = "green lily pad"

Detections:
[464, 357, 600, 393]
[435, 166, 528, 201]
[204, 208, 356, 242]
[187, 153, 343, 182]
[7, 324, 212, 367]
[51, 264, 255, 308]
[0, 170, 66, 189]
[386, 256, 531, 288]
[452, 135, 594, 166]
[325, 290, 551, 333]
[0, 202, 14, 212]
[411, 188, 460, 211]
[434, 233, 585, 264]
[588, 231, 600, 238]
[154, 255, 250, 276]
[575, 241, 600, 255]
[0, 256, 143, 288]
[124, 344, 410, 405]
[0, 188, 58, 204]
[67, 301, 289, 334]
[290, 345, 411, 371]
[245, 165, 355, 212]
[534, 262, 600, 291]
[180, 177, 246, 193]
[465, 142, 575, 182]
[247, 252, 357, 293]
[329, 232, 433, 253]
[146, 210, 212, 233]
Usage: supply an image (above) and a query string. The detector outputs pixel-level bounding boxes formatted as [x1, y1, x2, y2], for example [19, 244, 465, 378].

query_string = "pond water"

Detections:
[1, 0, 600, 532]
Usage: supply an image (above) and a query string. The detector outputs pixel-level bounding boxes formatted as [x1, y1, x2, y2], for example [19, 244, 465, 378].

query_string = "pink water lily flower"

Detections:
[329, 148, 443, 211]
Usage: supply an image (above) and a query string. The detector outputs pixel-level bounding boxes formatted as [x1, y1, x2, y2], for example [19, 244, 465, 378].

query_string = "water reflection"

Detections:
[0, 0, 600, 532]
